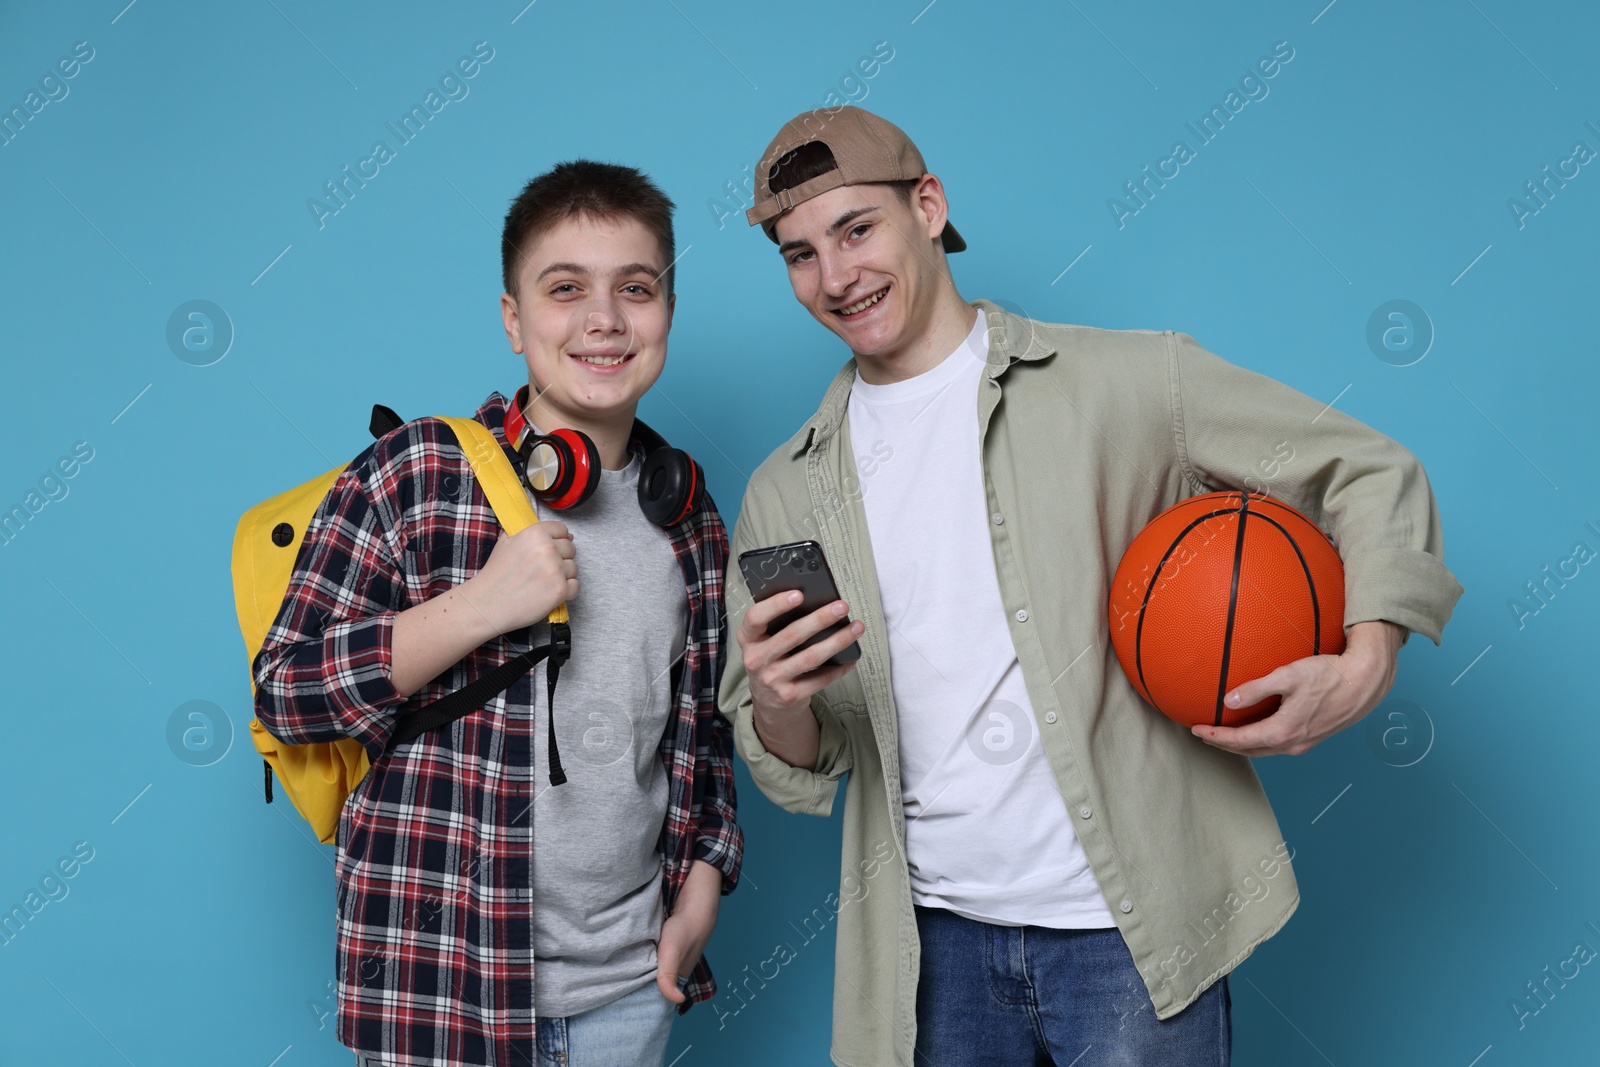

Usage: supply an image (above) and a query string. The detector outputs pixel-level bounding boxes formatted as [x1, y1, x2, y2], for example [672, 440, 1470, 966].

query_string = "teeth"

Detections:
[575, 353, 629, 366]
[839, 288, 887, 315]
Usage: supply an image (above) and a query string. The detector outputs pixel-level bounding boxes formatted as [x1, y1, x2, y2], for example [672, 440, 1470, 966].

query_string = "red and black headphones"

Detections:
[503, 384, 704, 528]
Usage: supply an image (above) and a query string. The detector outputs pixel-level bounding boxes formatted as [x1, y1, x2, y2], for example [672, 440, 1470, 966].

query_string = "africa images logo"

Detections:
[306, 42, 495, 230]
[1107, 40, 1296, 230]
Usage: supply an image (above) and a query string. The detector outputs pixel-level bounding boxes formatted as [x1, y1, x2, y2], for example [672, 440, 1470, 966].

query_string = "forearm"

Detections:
[1346, 618, 1405, 650]
[389, 576, 502, 697]
[685, 857, 725, 899]
[752, 698, 822, 771]
[1343, 619, 1405, 685]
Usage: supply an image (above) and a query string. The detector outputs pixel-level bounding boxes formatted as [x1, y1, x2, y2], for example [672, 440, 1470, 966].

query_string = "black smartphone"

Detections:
[738, 540, 862, 666]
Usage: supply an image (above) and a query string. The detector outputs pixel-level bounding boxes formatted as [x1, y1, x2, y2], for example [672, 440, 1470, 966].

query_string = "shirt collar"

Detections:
[789, 298, 1058, 458]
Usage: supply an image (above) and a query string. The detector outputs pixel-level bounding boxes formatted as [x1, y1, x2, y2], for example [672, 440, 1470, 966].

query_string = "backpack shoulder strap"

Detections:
[427, 414, 573, 785]
[436, 415, 569, 626]
[439, 415, 534, 533]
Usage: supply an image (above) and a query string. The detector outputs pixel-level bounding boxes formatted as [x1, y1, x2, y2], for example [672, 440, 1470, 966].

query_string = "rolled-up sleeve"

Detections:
[252, 466, 408, 758]
[1169, 330, 1464, 645]
[689, 515, 746, 895]
[690, 705, 745, 893]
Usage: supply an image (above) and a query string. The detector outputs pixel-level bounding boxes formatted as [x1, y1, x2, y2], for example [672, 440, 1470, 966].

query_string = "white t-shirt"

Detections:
[846, 308, 1115, 929]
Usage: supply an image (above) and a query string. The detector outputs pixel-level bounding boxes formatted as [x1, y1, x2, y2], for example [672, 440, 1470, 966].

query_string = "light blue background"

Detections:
[2, 1, 1596, 1064]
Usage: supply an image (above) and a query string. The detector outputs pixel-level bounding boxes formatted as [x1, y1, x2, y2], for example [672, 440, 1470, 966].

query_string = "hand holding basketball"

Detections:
[1193, 619, 1406, 756]
[1107, 488, 1408, 756]
[1108, 491, 1346, 729]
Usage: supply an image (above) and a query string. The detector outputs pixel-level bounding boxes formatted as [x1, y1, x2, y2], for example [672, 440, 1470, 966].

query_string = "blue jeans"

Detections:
[914, 905, 1231, 1066]
[355, 980, 677, 1067]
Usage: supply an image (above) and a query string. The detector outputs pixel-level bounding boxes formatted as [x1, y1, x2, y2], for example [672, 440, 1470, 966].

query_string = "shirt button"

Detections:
[1044, 711, 1057, 724]
[1119, 899, 1133, 914]
[1015, 609, 1029, 622]
[991, 512, 1005, 525]
[1078, 805, 1092, 819]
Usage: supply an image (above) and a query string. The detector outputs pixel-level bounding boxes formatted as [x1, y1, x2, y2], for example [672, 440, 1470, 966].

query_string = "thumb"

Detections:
[656, 931, 687, 1004]
[1223, 663, 1295, 711]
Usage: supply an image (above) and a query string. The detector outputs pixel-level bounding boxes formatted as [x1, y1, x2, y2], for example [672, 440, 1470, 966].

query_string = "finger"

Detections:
[1193, 716, 1291, 753]
[741, 589, 806, 635]
[560, 559, 577, 580]
[763, 601, 854, 664]
[1191, 726, 1250, 754]
[1196, 733, 1283, 758]
[1221, 663, 1296, 712]
[785, 619, 865, 677]
[538, 520, 571, 540]
[792, 658, 858, 693]
[553, 537, 576, 559]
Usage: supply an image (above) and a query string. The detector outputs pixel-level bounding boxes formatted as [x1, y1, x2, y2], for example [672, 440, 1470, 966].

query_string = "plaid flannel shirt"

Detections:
[253, 392, 742, 1067]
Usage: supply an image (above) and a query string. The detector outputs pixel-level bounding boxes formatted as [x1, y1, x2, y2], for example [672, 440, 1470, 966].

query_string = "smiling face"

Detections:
[500, 212, 674, 442]
[772, 175, 960, 382]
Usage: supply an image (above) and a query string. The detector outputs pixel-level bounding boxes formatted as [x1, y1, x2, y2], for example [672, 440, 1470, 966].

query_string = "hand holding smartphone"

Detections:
[738, 540, 861, 667]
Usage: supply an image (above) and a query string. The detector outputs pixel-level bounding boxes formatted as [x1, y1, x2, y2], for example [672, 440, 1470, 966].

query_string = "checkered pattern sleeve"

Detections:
[689, 505, 743, 893]
[252, 455, 407, 759]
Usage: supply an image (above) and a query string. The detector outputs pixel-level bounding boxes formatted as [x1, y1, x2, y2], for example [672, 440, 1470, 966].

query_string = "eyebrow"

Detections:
[776, 205, 881, 256]
[534, 261, 665, 283]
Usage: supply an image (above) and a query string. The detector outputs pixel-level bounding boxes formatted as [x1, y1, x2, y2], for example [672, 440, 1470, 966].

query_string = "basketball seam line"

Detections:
[1243, 510, 1323, 657]
[1213, 493, 1251, 729]
[1133, 505, 1238, 716]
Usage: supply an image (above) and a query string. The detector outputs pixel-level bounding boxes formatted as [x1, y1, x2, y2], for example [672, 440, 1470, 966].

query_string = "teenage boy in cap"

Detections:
[254, 161, 742, 1067]
[718, 105, 1462, 1066]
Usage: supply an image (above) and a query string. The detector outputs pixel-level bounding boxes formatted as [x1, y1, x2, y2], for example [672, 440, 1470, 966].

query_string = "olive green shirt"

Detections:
[719, 300, 1463, 1067]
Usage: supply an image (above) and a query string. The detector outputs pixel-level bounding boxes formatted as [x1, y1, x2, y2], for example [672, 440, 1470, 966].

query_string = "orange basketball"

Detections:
[1108, 491, 1345, 729]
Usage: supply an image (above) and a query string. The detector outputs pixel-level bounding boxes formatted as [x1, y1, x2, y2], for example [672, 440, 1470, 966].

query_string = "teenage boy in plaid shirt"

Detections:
[255, 161, 742, 1067]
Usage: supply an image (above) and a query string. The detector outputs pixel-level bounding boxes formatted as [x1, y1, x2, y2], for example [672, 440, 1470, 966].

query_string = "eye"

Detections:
[622, 282, 654, 296]
[787, 249, 814, 267]
[551, 282, 578, 295]
[848, 222, 872, 240]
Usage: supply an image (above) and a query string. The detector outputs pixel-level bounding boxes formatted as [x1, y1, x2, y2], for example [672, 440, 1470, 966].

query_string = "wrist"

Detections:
[448, 576, 505, 645]
[1344, 619, 1404, 655]
[751, 700, 797, 753]
[1350, 620, 1401, 646]
[753, 693, 807, 728]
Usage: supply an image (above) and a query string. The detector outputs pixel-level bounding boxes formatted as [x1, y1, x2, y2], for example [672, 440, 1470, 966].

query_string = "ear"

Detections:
[911, 173, 950, 246]
[667, 290, 676, 327]
[500, 290, 523, 354]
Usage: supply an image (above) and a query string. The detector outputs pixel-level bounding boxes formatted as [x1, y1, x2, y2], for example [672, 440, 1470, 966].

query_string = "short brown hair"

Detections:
[501, 160, 677, 298]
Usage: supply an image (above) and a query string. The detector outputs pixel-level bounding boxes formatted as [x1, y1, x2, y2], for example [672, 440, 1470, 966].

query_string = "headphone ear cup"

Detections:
[525, 428, 601, 510]
[541, 428, 601, 510]
[638, 448, 701, 528]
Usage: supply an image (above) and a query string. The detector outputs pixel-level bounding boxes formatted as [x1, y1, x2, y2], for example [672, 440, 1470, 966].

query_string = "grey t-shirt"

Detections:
[528, 449, 688, 1018]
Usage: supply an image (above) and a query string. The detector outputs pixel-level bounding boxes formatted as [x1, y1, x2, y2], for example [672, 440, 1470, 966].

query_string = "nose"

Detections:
[817, 249, 857, 302]
[580, 296, 627, 349]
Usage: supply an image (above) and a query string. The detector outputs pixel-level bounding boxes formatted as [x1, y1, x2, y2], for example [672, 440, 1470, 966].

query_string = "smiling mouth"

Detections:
[834, 286, 889, 319]
[569, 352, 634, 366]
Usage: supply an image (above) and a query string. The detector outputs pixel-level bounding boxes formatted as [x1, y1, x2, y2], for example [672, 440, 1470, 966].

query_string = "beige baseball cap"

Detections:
[745, 105, 966, 253]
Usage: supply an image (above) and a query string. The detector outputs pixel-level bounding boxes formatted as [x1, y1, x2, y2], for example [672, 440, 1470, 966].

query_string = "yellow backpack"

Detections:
[232, 408, 570, 844]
